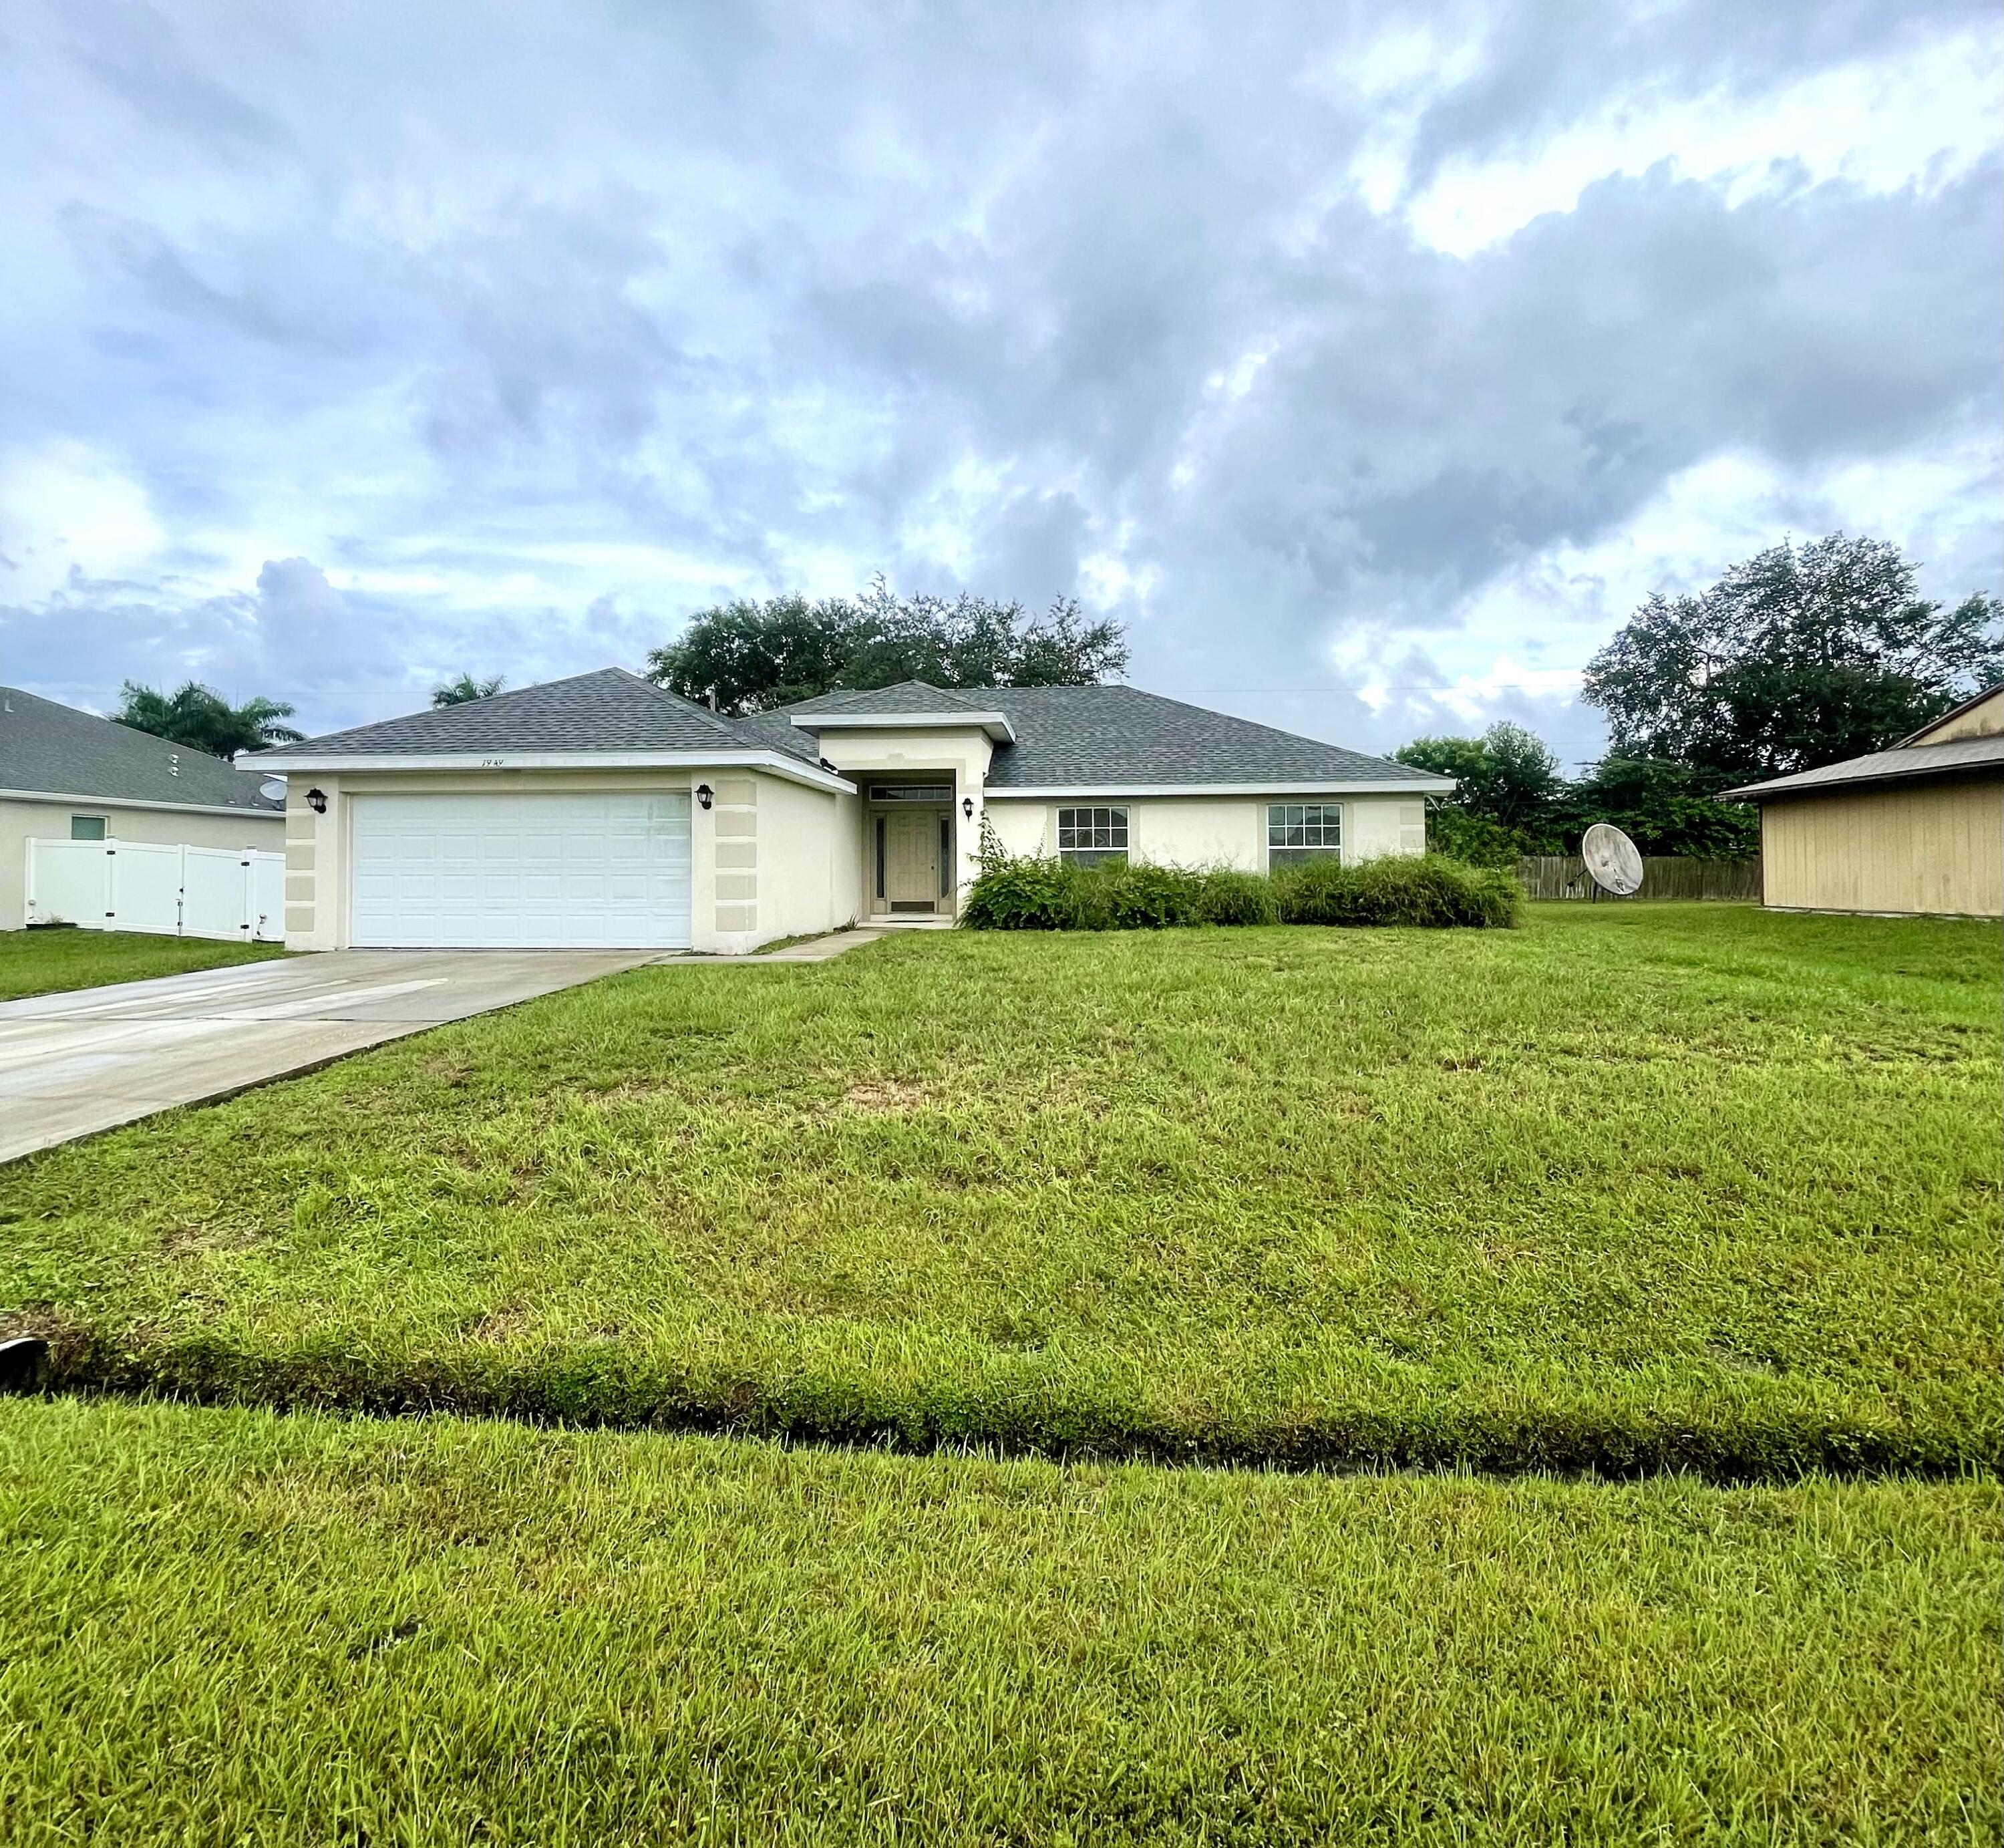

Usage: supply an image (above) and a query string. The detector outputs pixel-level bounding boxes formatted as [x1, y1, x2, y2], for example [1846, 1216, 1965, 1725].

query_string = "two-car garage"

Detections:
[347, 792, 692, 949]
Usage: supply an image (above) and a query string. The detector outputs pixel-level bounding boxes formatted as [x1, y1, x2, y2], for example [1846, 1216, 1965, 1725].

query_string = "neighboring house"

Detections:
[248, 670, 1452, 953]
[1725, 685, 2003, 918]
[1, 686, 285, 929]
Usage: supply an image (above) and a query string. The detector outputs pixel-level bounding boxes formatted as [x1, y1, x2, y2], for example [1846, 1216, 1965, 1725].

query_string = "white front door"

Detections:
[884, 808, 941, 911]
[349, 792, 691, 948]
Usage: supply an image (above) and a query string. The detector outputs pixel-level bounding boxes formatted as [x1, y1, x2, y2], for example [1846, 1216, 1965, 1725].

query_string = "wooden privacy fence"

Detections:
[1516, 855, 1761, 901]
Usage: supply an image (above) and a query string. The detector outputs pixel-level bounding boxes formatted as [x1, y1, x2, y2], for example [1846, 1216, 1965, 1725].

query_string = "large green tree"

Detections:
[1582, 533, 2002, 784]
[647, 577, 1128, 714]
[1393, 722, 1760, 862]
[1394, 723, 1564, 838]
[114, 681, 303, 761]
[1552, 758, 1760, 859]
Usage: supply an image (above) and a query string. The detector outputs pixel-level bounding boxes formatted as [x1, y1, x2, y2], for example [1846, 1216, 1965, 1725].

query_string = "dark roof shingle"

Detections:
[778, 681, 1443, 788]
[782, 680, 991, 716]
[251, 668, 764, 761]
[253, 669, 1446, 791]
[1, 687, 281, 812]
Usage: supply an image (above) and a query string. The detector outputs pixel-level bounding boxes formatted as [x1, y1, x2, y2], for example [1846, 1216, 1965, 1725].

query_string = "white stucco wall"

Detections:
[1347, 798, 1428, 861]
[982, 794, 1428, 871]
[811, 726, 996, 909]
[3, 794, 283, 930]
[279, 766, 857, 955]
[750, 772, 862, 944]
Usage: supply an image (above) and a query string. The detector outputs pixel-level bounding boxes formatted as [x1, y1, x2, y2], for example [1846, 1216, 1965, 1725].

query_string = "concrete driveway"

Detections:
[0, 949, 655, 1165]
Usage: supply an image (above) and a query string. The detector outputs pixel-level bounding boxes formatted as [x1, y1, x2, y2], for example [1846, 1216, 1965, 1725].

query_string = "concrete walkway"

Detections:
[0, 949, 654, 1165]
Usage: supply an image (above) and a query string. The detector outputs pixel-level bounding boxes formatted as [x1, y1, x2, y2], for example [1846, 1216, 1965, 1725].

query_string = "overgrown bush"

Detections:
[1106, 863, 1203, 929]
[961, 839, 1516, 931]
[956, 853, 1076, 930]
[1274, 854, 1518, 928]
[1192, 869, 1279, 926]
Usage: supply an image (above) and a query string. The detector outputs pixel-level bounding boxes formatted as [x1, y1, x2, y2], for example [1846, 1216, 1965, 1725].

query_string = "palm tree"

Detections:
[432, 673, 506, 707]
[114, 681, 305, 761]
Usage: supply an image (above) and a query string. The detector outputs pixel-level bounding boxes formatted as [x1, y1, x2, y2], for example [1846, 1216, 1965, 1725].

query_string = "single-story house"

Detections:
[2, 686, 285, 929]
[248, 670, 1452, 953]
[1725, 685, 2003, 918]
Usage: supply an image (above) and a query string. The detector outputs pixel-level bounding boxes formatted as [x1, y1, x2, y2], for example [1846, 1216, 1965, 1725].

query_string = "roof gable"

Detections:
[1900, 685, 2003, 747]
[975, 684, 1441, 789]
[1726, 733, 2004, 801]
[773, 680, 1438, 788]
[252, 668, 766, 761]
[250, 668, 1444, 791]
[780, 680, 987, 717]
[1, 686, 281, 812]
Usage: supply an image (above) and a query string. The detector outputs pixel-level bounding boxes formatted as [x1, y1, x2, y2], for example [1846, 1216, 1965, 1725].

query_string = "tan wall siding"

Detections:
[1761, 778, 2003, 917]
[1912, 689, 2003, 744]
[2, 796, 282, 930]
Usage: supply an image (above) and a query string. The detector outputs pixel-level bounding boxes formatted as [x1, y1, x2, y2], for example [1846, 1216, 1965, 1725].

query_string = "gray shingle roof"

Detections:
[251, 669, 1446, 791]
[1, 687, 282, 812]
[729, 710, 826, 764]
[1725, 734, 2004, 801]
[251, 668, 765, 761]
[783, 680, 991, 716]
[780, 681, 1444, 789]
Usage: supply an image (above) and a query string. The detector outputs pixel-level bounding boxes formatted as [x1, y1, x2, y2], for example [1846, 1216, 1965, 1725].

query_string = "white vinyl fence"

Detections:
[25, 838, 285, 942]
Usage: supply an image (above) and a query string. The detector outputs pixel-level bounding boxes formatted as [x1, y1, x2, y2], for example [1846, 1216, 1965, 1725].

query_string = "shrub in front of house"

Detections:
[956, 852, 1079, 929]
[1191, 869, 1280, 926]
[961, 848, 1517, 930]
[1104, 862, 1205, 929]
[1273, 853, 1520, 928]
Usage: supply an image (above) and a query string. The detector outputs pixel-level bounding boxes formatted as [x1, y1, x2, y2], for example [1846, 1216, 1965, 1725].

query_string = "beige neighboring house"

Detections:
[1, 686, 285, 929]
[1726, 685, 2004, 918]
[246, 670, 1452, 954]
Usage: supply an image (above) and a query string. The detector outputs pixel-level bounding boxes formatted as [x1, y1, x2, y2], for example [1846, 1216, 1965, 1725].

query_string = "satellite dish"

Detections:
[1580, 822, 1644, 897]
[258, 776, 288, 804]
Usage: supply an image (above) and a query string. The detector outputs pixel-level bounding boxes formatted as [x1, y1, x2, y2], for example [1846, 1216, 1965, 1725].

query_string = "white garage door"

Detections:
[349, 792, 692, 949]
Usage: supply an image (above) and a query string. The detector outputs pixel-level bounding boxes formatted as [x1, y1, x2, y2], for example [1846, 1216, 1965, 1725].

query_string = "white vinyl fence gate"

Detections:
[24, 839, 286, 942]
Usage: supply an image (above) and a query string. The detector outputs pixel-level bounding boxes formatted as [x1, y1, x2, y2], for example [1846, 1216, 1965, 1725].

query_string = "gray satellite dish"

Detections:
[258, 776, 288, 804]
[1580, 822, 1644, 897]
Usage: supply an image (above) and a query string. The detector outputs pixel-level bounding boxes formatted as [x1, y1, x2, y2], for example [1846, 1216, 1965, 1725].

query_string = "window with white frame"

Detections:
[70, 814, 107, 841]
[1267, 803, 1341, 869]
[1057, 805, 1128, 867]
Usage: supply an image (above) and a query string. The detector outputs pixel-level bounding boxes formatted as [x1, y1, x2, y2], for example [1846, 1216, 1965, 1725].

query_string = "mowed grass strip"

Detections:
[1, 907, 1997, 1477]
[1, 1398, 1997, 1847]
[0, 927, 283, 1002]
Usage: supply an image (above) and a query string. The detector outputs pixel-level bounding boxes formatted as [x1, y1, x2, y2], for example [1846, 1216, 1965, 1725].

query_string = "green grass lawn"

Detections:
[1, 1398, 1995, 1847]
[0, 926, 283, 1002]
[3, 905, 1997, 1477]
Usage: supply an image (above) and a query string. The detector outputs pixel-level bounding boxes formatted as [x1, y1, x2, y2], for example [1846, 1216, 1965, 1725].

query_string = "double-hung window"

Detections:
[1057, 805, 1127, 868]
[1267, 803, 1341, 870]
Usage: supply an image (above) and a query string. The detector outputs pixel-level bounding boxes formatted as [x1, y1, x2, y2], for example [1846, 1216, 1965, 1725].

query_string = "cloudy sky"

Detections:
[1, 0, 1998, 764]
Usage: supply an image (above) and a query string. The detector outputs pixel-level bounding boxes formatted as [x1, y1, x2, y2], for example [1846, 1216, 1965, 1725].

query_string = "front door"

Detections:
[884, 809, 941, 912]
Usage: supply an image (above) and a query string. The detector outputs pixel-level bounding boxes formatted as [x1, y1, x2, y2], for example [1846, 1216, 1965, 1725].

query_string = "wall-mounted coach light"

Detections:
[961, 796, 975, 820]
[305, 788, 328, 814]
[695, 783, 714, 810]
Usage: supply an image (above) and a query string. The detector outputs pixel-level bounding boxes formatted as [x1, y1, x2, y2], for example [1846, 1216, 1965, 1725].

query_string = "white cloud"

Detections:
[0, 0, 1995, 763]
[1405, 28, 2003, 255]
[0, 442, 168, 601]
